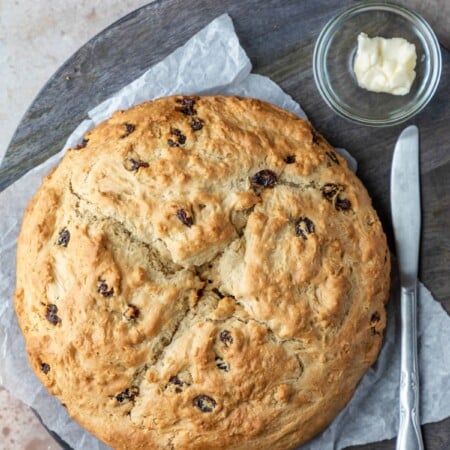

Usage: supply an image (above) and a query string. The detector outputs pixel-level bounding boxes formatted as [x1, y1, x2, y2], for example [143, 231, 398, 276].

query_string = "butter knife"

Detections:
[391, 125, 424, 450]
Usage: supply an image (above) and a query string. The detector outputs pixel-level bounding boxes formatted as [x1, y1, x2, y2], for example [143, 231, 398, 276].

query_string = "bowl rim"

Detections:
[312, 0, 443, 127]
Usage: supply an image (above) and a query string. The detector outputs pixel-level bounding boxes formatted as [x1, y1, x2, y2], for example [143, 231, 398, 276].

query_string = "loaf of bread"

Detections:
[15, 96, 390, 449]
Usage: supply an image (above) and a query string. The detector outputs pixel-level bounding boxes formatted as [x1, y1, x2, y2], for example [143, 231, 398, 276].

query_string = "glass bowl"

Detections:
[313, 1, 442, 127]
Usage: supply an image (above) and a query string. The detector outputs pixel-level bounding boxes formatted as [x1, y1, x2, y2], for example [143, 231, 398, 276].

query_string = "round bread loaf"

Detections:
[15, 96, 390, 449]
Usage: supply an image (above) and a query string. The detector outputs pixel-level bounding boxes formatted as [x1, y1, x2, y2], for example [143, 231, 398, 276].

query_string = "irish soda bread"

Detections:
[15, 96, 390, 449]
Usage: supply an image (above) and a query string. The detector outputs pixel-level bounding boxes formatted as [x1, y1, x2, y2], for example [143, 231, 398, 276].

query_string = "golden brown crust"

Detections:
[15, 96, 390, 449]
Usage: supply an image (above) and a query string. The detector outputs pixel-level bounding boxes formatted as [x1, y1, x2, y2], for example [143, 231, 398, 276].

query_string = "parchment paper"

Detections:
[1, 14, 449, 450]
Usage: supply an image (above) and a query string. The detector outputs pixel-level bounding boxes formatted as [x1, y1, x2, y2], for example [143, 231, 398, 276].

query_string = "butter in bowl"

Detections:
[313, 1, 442, 127]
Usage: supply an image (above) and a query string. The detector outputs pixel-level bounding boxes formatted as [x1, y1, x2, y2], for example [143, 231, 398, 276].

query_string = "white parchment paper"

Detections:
[0, 14, 449, 450]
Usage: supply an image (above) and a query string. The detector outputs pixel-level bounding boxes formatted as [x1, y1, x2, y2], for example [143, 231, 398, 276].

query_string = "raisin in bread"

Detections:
[15, 96, 390, 449]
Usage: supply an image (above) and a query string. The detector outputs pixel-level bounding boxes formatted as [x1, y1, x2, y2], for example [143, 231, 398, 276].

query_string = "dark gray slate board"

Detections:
[2, 0, 449, 449]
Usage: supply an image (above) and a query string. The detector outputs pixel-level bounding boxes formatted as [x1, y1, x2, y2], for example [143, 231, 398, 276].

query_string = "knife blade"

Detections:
[390, 125, 424, 450]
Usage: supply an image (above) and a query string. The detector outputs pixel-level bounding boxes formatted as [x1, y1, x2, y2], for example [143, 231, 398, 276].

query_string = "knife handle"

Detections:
[396, 286, 424, 450]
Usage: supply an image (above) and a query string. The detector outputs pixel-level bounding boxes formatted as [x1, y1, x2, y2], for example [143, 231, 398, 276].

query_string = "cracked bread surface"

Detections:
[15, 95, 390, 450]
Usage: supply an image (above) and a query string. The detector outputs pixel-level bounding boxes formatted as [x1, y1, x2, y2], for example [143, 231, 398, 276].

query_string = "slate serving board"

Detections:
[2, 0, 449, 449]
